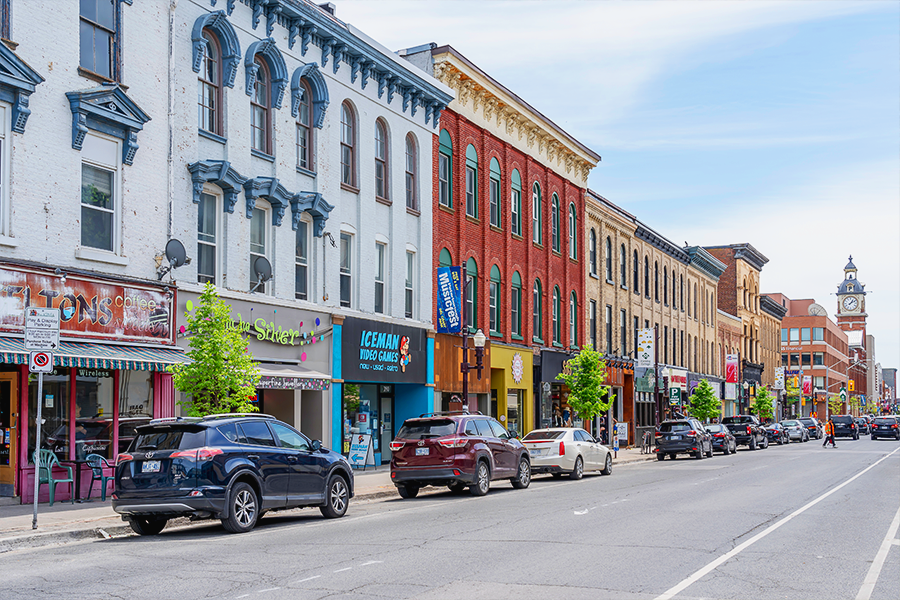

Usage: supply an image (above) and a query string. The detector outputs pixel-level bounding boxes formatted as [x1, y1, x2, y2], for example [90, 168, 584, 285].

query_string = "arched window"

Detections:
[672, 270, 677, 307]
[251, 57, 271, 153]
[465, 144, 478, 218]
[340, 102, 356, 187]
[633, 250, 639, 293]
[570, 291, 577, 346]
[742, 278, 748, 309]
[532, 183, 542, 245]
[687, 280, 691, 316]
[644, 256, 650, 297]
[198, 30, 222, 135]
[552, 286, 561, 344]
[438, 247, 452, 268]
[405, 134, 418, 210]
[551, 194, 560, 252]
[295, 79, 312, 170]
[533, 279, 543, 341]
[680, 275, 684, 311]
[489, 265, 501, 333]
[589, 229, 597, 275]
[663, 266, 668, 305]
[511, 271, 522, 337]
[438, 129, 453, 208]
[620, 244, 627, 287]
[654, 261, 659, 302]
[511, 170, 522, 236]
[605, 236, 612, 281]
[489, 157, 501, 228]
[374, 119, 388, 200]
[568, 204, 577, 259]
[465, 257, 478, 330]
[694, 283, 698, 317]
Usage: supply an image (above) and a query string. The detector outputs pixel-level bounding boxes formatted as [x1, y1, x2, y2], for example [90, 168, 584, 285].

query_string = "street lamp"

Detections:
[460, 328, 485, 412]
[742, 381, 749, 415]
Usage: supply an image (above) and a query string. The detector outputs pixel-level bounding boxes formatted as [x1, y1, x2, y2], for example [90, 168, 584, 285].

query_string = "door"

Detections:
[576, 430, 599, 469]
[487, 419, 516, 475]
[236, 421, 289, 510]
[0, 374, 18, 496]
[379, 385, 393, 464]
[270, 421, 326, 503]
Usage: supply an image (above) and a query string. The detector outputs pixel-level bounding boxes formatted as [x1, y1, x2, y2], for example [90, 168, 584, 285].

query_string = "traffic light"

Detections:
[848, 379, 855, 392]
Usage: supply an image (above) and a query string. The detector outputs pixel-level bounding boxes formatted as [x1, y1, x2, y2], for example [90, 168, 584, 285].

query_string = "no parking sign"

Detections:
[29, 351, 53, 373]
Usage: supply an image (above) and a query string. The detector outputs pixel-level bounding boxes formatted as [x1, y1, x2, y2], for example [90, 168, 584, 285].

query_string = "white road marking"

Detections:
[291, 576, 321, 584]
[361, 560, 383, 566]
[237, 595, 250, 599]
[257, 588, 280, 593]
[856, 504, 900, 600]
[574, 509, 588, 515]
[334, 567, 352, 573]
[655, 446, 900, 600]
[892, 539, 900, 546]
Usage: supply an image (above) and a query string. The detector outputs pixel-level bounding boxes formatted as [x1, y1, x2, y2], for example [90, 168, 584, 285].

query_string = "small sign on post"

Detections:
[28, 351, 53, 373]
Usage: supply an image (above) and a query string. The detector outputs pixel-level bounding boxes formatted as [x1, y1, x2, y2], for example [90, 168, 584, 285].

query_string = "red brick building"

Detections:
[401, 44, 600, 432]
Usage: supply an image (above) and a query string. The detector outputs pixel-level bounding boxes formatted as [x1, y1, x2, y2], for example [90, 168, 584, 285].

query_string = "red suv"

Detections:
[390, 412, 531, 498]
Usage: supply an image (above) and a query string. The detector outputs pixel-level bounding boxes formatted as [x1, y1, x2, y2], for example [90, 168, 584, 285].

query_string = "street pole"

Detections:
[654, 324, 660, 425]
[460, 264, 469, 411]
[32, 371, 44, 529]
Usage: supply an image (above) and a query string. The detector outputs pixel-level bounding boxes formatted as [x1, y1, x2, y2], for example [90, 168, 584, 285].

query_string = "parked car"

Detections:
[704, 424, 737, 455]
[113, 414, 353, 535]
[870, 416, 900, 440]
[390, 412, 531, 498]
[764, 423, 790, 445]
[831, 415, 859, 439]
[780, 420, 809, 443]
[655, 418, 713, 460]
[522, 428, 612, 479]
[798, 417, 822, 440]
[855, 417, 870, 435]
[722, 415, 769, 450]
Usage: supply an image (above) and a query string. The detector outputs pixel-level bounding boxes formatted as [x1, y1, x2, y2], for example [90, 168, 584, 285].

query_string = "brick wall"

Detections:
[708, 247, 737, 316]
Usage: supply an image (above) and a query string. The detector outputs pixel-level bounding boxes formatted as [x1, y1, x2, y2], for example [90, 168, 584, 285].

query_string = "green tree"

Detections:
[688, 379, 722, 422]
[753, 387, 775, 422]
[170, 282, 261, 416]
[828, 395, 843, 416]
[556, 345, 610, 423]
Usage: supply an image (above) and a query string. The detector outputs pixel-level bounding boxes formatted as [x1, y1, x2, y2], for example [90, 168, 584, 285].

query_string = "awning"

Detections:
[257, 362, 330, 391]
[0, 337, 187, 371]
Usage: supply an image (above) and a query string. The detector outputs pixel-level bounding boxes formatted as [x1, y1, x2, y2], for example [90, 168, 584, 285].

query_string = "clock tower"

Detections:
[836, 256, 867, 400]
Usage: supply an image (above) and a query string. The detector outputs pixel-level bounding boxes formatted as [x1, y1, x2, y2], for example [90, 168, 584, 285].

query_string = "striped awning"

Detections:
[0, 337, 187, 371]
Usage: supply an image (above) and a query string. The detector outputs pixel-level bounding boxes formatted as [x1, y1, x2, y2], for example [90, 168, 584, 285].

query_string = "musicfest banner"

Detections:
[725, 354, 739, 383]
[636, 329, 654, 368]
[436, 266, 462, 334]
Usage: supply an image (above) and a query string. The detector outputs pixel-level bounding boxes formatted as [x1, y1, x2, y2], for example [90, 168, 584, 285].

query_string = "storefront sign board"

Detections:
[435, 267, 462, 334]
[341, 318, 427, 384]
[348, 433, 375, 468]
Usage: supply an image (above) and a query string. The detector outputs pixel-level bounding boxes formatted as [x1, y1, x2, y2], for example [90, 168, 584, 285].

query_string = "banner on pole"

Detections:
[725, 354, 739, 383]
[436, 266, 462, 334]
[637, 329, 655, 368]
[802, 375, 812, 395]
[774, 367, 785, 390]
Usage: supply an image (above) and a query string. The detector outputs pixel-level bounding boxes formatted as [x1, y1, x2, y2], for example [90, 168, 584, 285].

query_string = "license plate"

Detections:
[530, 449, 543, 456]
[141, 460, 161, 473]
[668, 435, 680, 440]
[415, 448, 429, 456]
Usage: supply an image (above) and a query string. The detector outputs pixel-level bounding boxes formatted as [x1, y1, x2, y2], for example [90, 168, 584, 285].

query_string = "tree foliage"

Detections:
[753, 387, 775, 421]
[688, 379, 722, 422]
[169, 283, 260, 416]
[556, 345, 610, 422]
[828, 395, 844, 416]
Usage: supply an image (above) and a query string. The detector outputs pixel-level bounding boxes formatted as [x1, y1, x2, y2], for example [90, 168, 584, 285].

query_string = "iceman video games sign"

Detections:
[341, 317, 427, 384]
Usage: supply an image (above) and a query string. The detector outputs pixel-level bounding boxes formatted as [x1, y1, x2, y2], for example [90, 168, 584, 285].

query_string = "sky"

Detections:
[335, 0, 900, 374]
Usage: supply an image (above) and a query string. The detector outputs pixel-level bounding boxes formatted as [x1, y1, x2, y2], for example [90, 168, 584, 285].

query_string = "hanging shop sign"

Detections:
[0, 265, 173, 344]
[725, 354, 739, 383]
[636, 329, 655, 368]
[774, 367, 785, 390]
[511, 352, 524, 384]
[341, 317, 427, 384]
[436, 266, 462, 334]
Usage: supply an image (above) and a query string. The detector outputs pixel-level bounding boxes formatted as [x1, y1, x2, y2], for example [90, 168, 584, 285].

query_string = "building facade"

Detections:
[716, 309, 742, 415]
[834, 257, 868, 408]
[401, 44, 600, 435]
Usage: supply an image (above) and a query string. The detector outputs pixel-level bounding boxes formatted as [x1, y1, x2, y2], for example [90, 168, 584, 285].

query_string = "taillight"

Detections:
[746, 426, 752, 435]
[559, 441, 565, 456]
[116, 453, 133, 466]
[685, 430, 696, 437]
[655, 431, 662, 437]
[714, 433, 725, 438]
[390, 441, 405, 451]
[170, 447, 223, 460]
[892, 424, 898, 429]
[437, 437, 468, 448]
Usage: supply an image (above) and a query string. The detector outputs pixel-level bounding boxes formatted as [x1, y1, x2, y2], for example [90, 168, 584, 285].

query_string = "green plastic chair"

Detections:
[34, 449, 74, 506]
[85, 453, 114, 501]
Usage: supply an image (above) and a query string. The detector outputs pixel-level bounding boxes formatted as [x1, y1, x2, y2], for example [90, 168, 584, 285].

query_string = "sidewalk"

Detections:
[0, 447, 653, 553]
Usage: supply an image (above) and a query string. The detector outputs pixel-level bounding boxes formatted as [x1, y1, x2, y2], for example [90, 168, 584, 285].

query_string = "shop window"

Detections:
[28, 370, 71, 463]
[119, 370, 153, 420]
[532, 182, 542, 245]
[197, 192, 218, 284]
[340, 232, 352, 308]
[506, 390, 524, 436]
[405, 250, 415, 319]
[374, 242, 386, 314]
[374, 119, 388, 200]
[489, 157, 500, 228]
[511, 169, 522, 236]
[295, 220, 309, 301]
[438, 129, 452, 208]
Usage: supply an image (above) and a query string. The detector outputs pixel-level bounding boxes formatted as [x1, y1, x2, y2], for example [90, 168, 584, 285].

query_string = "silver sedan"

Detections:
[522, 428, 612, 480]
[780, 420, 809, 442]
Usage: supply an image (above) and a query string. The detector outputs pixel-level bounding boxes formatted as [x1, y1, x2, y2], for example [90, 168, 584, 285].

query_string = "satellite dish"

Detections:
[157, 238, 188, 280]
[808, 303, 826, 316]
[254, 256, 273, 282]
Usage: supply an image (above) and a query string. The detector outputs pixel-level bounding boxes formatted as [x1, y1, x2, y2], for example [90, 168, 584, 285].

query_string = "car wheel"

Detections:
[657, 453, 666, 461]
[871, 435, 876, 441]
[397, 485, 419, 499]
[601, 453, 613, 475]
[221, 482, 258, 534]
[762, 437, 769, 449]
[470, 461, 491, 496]
[511, 457, 531, 489]
[669, 453, 677, 460]
[694, 449, 703, 460]
[570, 456, 584, 480]
[128, 517, 167, 536]
[448, 482, 467, 494]
[723, 443, 731, 455]
[706, 443, 713, 458]
[320, 475, 350, 519]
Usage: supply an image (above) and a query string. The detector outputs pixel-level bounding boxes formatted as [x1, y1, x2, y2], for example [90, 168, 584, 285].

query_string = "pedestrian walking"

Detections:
[823, 417, 837, 448]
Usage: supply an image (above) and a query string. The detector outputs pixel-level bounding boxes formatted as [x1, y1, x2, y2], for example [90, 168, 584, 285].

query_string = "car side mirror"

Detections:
[310, 439, 322, 451]
[509, 429, 519, 439]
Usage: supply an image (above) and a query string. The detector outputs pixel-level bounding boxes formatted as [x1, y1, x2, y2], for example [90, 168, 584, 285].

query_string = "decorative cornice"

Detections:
[192, 11, 241, 88]
[760, 295, 787, 320]
[635, 225, 690, 264]
[685, 246, 727, 281]
[706, 243, 769, 272]
[0, 38, 45, 134]
[187, 159, 248, 212]
[66, 84, 150, 165]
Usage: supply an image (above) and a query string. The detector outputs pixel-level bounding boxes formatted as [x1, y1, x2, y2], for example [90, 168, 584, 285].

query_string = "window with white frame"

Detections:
[80, 135, 119, 253]
[489, 158, 500, 228]
[197, 192, 217, 284]
[374, 242, 386, 313]
[405, 251, 415, 318]
[552, 286, 561, 344]
[296, 81, 312, 171]
[250, 58, 271, 154]
[489, 265, 500, 333]
[405, 134, 418, 211]
[249, 207, 268, 293]
[340, 103, 356, 187]
[340, 232, 352, 307]
[532, 183, 542, 245]
[0, 106, 7, 237]
[569, 292, 577, 346]
[198, 30, 222, 136]
[568, 204, 576, 259]
[375, 120, 388, 200]
[465, 165, 476, 218]
[551, 195, 560, 252]
[295, 220, 309, 300]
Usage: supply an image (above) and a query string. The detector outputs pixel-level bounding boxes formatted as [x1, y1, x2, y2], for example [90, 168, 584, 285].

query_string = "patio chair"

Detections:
[34, 449, 74, 506]
[85, 453, 115, 501]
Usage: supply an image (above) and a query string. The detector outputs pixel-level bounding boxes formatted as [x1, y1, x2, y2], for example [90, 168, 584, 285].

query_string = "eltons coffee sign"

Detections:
[341, 317, 426, 384]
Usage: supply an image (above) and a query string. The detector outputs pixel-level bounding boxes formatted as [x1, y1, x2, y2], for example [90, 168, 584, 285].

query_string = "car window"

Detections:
[270, 422, 310, 450]
[722, 416, 752, 424]
[397, 419, 457, 439]
[464, 420, 480, 436]
[474, 419, 494, 437]
[523, 430, 566, 441]
[131, 427, 206, 451]
[874, 417, 895, 424]
[488, 420, 510, 440]
[238, 421, 277, 447]
[660, 422, 692, 432]
[705, 424, 723, 432]
[832, 416, 853, 424]
[217, 423, 239, 442]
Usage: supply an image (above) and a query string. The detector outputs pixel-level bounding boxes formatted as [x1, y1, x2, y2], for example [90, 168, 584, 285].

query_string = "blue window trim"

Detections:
[187, 159, 248, 213]
[192, 11, 241, 89]
[0, 42, 44, 134]
[245, 38, 288, 109]
[66, 83, 150, 165]
[290, 62, 329, 128]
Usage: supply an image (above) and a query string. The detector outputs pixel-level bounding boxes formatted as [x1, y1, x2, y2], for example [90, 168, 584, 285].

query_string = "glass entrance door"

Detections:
[378, 385, 393, 464]
[0, 373, 18, 496]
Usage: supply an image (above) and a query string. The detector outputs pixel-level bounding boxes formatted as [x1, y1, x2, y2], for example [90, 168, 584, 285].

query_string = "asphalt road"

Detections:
[2, 437, 899, 600]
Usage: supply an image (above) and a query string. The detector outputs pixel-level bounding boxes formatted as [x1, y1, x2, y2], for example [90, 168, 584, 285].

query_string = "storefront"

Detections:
[633, 367, 657, 442]
[535, 349, 574, 431]
[605, 359, 634, 444]
[333, 316, 433, 466]
[661, 366, 688, 418]
[0, 262, 183, 503]
[175, 288, 332, 442]
[489, 344, 533, 436]
[432, 332, 491, 415]
[687, 373, 724, 420]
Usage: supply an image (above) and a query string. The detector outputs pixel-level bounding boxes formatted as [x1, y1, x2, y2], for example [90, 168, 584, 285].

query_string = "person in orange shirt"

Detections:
[822, 417, 836, 448]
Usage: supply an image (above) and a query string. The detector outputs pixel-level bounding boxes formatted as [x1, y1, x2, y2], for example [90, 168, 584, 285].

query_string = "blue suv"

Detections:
[112, 414, 353, 535]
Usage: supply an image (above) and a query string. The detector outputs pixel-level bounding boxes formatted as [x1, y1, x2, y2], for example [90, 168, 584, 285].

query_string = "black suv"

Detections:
[870, 416, 900, 440]
[655, 418, 713, 460]
[113, 414, 353, 535]
[831, 415, 858, 439]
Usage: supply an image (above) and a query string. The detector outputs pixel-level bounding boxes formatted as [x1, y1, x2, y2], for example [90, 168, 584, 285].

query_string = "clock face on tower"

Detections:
[842, 296, 859, 311]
